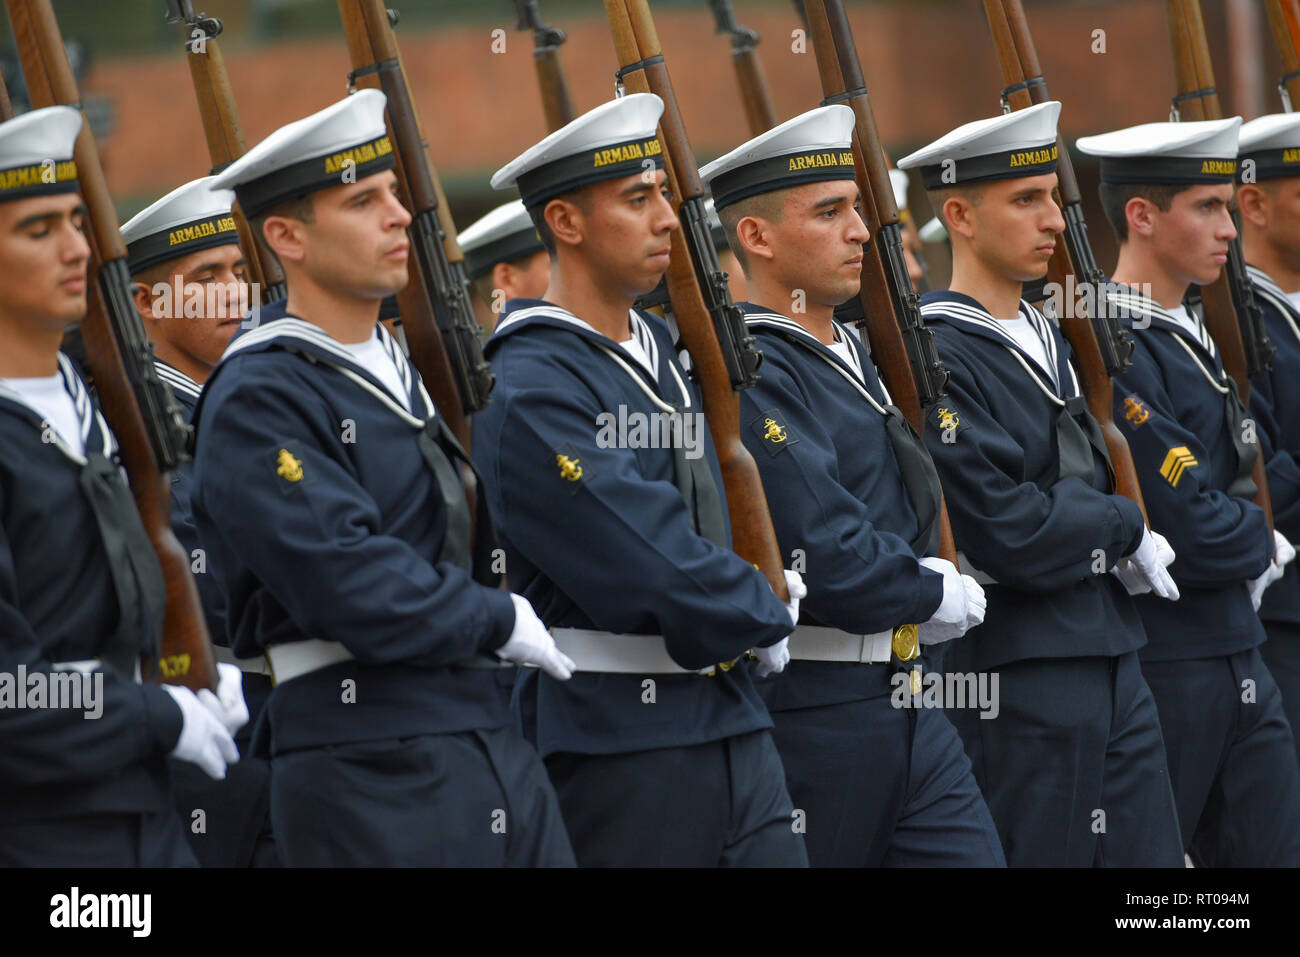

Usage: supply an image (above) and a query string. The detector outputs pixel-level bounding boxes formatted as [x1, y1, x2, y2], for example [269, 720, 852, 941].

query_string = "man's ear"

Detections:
[491, 260, 515, 301]
[1237, 184, 1269, 230]
[942, 195, 977, 240]
[131, 280, 160, 324]
[1124, 196, 1159, 239]
[735, 214, 773, 267]
[543, 197, 585, 250]
[262, 215, 307, 266]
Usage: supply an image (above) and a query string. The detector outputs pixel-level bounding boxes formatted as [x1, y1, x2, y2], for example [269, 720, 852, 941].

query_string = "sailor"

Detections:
[699, 105, 1004, 866]
[121, 176, 278, 866]
[474, 92, 809, 866]
[196, 89, 576, 866]
[896, 102, 1186, 865]
[1078, 117, 1300, 864]
[458, 198, 549, 338]
[1235, 112, 1300, 769]
[0, 107, 244, 865]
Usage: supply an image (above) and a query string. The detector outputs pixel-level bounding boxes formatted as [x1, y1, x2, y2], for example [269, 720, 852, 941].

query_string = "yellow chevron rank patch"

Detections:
[1159, 446, 1198, 487]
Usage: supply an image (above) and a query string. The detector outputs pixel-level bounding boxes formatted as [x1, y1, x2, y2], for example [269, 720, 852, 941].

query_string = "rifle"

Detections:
[164, 0, 285, 303]
[982, 0, 1148, 518]
[802, 0, 959, 565]
[0, 53, 11, 120]
[337, 1, 494, 450]
[513, 0, 576, 131]
[6, 0, 216, 690]
[707, 0, 777, 137]
[1164, 0, 1275, 528]
[603, 0, 787, 600]
[1266, 0, 1300, 111]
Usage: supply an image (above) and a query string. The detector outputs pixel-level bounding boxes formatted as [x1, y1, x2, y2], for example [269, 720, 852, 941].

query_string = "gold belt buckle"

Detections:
[891, 623, 919, 662]
[706, 656, 741, 677]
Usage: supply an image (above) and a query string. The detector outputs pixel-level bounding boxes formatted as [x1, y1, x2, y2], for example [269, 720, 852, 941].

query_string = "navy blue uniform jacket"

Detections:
[736, 305, 944, 710]
[191, 316, 515, 757]
[1247, 265, 1300, 626]
[471, 299, 793, 758]
[920, 292, 1148, 672]
[0, 355, 181, 823]
[1109, 285, 1272, 660]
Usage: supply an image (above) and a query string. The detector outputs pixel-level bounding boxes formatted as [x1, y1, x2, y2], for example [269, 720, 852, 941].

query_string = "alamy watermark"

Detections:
[0, 665, 103, 719]
[596, 404, 706, 460]
[891, 668, 999, 719]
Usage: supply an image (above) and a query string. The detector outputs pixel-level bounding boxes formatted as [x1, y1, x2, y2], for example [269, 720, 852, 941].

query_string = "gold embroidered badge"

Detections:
[937, 407, 960, 430]
[1124, 396, 1150, 426]
[556, 453, 583, 482]
[763, 417, 787, 443]
[276, 449, 304, 483]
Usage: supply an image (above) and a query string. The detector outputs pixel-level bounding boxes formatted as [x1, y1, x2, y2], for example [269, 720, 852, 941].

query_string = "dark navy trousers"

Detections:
[0, 808, 196, 867]
[271, 726, 575, 866]
[947, 651, 1185, 866]
[1260, 621, 1300, 772]
[1141, 646, 1300, 866]
[544, 729, 809, 867]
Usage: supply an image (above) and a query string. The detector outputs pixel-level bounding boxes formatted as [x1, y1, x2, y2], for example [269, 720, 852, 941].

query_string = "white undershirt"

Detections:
[338, 332, 411, 413]
[827, 338, 862, 382]
[1287, 291, 1300, 313]
[0, 373, 84, 457]
[1164, 303, 1202, 340]
[998, 316, 1054, 380]
[618, 336, 656, 378]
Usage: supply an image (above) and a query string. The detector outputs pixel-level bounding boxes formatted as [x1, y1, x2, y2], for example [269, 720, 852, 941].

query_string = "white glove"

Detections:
[1275, 529, 1296, 569]
[1249, 530, 1295, 610]
[916, 556, 986, 645]
[495, 594, 576, 680]
[1110, 528, 1180, 600]
[779, 568, 807, 628]
[162, 683, 239, 781]
[751, 637, 790, 678]
[197, 662, 249, 735]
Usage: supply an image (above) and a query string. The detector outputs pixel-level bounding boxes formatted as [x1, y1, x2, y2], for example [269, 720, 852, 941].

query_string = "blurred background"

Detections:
[0, 0, 1287, 285]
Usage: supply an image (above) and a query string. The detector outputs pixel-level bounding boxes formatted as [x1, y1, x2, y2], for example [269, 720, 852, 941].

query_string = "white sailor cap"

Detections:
[896, 100, 1061, 190]
[1237, 113, 1300, 182]
[889, 168, 911, 213]
[0, 106, 81, 203]
[457, 200, 545, 279]
[1075, 117, 1241, 185]
[121, 177, 238, 274]
[210, 89, 394, 219]
[492, 93, 665, 210]
[699, 106, 855, 211]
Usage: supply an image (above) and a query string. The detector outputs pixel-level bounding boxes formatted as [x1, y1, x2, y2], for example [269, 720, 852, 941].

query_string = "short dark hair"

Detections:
[926, 182, 986, 231]
[1098, 182, 1186, 243]
[526, 186, 594, 257]
[250, 193, 317, 270]
[717, 191, 787, 278]
[469, 250, 544, 307]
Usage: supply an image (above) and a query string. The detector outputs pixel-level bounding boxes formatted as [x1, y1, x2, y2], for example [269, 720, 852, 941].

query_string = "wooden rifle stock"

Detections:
[337, 0, 495, 450]
[1164, 0, 1274, 531]
[604, 0, 788, 600]
[0, 60, 11, 120]
[165, 1, 285, 302]
[6, 0, 216, 690]
[803, 0, 959, 565]
[707, 0, 778, 136]
[983, 0, 1148, 521]
[1265, 0, 1300, 110]
[513, 0, 576, 130]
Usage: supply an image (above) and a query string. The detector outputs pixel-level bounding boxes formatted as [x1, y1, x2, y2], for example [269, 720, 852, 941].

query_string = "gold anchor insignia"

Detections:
[556, 453, 583, 482]
[763, 417, 787, 443]
[937, 407, 960, 430]
[276, 448, 303, 482]
[1124, 396, 1150, 426]
[892, 623, 919, 662]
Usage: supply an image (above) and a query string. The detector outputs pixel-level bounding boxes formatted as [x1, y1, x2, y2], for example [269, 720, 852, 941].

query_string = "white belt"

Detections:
[551, 628, 726, 675]
[51, 659, 142, 683]
[212, 644, 271, 676]
[957, 551, 998, 586]
[265, 640, 354, 686]
[788, 626, 893, 664]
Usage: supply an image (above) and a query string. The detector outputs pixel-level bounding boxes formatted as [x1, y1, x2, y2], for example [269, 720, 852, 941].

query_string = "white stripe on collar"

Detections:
[922, 298, 1062, 392]
[744, 311, 895, 406]
[154, 360, 202, 400]
[1247, 264, 1300, 349]
[497, 303, 660, 379]
[1105, 286, 1218, 359]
